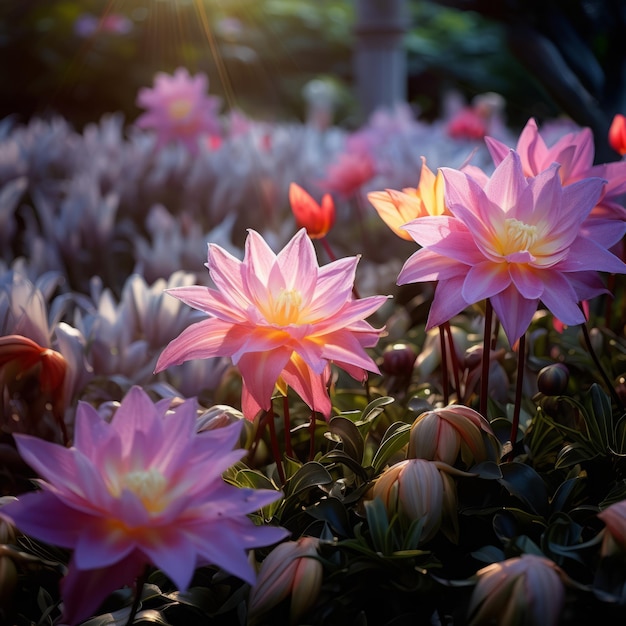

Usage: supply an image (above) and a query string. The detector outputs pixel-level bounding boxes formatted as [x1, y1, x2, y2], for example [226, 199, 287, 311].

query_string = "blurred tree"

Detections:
[430, 0, 626, 161]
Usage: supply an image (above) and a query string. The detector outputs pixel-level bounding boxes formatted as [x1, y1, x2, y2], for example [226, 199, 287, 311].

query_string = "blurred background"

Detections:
[1, 0, 624, 157]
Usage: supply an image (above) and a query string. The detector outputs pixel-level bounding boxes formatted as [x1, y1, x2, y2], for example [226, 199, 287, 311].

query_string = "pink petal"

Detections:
[74, 518, 135, 570]
[165, 285, 247, 323]
[244, 230, 277, 284]
[539, 272, 587, 326]
[0, 491, 92, 548]
[516, 118, 548, 174]
[60, 551, 145, 626]
[311, 296, 387, 336]
[397, 249, 467, 285]
[582, 218, 626, 248]
[484, 150, 527, 214]
[425, 276, 470, 329]
[319, 329, 380, 373]
[237, 349, 293, 412]
[490, 285, 539, 345]
[557, 237, 626, 274]
[307, 257, 359, 318]
[462, 262, 511, 303]
[509, 264, 544, 299]
[282, 357, 332, 416]
[275, 229, 318, 298]
[154, 318, 248, 372]
[588, 161, 626, 197]
[484, 135, 510, 167]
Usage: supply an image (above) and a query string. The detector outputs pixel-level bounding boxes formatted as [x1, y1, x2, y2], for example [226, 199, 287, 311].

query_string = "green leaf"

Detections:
[328, 416, 364, 463]
[284, 461, 333, 497]
[498, 462, 549, 517]
[555, 443, 599, 469]
[586, 383, 614, 449]
[371, 423, 411, 474]
[363, 497, 391, 555]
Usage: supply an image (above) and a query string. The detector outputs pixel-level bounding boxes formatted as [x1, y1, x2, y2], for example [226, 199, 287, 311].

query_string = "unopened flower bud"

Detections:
[371, 459, 465, 543]
[469, 554, 566, 626]
[381, 343, 417, 377]
[408, 405, 501, 467]
[537, 363, 569, 396]
[249, 537, 322, 625]
[598, 499, 626, 558]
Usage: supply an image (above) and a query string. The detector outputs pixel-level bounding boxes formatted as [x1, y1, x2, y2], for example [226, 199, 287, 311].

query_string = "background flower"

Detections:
[135, 68, 222, 154]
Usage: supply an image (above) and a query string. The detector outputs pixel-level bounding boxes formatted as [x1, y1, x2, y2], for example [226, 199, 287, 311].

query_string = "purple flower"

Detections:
[0, 386, 287, 625]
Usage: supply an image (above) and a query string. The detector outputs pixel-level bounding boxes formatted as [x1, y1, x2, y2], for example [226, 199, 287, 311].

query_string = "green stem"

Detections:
[282, 394, 294, 459]
[580, 312, 624, 411]
[479, 301, 493, 418]
[439, 325, 449, 405]
[444, 321, 461, 400]
[125, 565, 149, 626]
[266, 408, 285, 484]
[507, 333, 526, 460]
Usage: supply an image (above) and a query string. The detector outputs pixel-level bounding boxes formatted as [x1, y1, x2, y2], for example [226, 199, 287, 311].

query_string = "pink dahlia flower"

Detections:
[155, 229, 387, 419]
[485, 117, 626, 221]
[135, 67, 222, 154]
[0, 386, 287, 625]
[397, 150, 626, 345]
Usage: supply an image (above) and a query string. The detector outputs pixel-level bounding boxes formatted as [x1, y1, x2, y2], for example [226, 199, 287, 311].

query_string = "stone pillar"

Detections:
[354, 0, 409, 119]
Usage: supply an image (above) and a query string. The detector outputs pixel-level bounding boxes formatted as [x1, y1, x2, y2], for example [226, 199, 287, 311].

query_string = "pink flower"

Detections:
[397, 150, 626, 345]
[0, 386, 287, 625]
[485, 117, 626, 221]
[320, 148, 377, 198]
[135, 67, 222, 154]
[155, 229, 387, 420]
[446, 107, 488, 140]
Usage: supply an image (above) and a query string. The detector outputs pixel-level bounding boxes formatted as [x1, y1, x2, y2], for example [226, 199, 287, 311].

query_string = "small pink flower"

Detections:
[446, 107, 488, 140]
[155, 229, 387, 420]
[397, 150, 626, 345]
[135, 67, 222, 154]
[0, 386, 286, 625]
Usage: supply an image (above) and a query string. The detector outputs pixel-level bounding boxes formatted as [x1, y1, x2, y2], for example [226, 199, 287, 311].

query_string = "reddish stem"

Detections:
[479, 301, 493, 418]
[507, 333, 526, 460]
[439, 325, 449, 405]
[282, 394, 294, 459]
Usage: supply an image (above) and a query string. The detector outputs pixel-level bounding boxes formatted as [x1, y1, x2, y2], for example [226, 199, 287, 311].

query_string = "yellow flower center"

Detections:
[168, 98, 193, 121]
[503, 218, 537, 254]
[272, 288, 302, 325]
[122, 468, 168, 514]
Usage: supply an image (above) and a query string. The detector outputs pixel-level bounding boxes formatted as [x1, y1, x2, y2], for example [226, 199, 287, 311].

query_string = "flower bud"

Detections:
[537, 363, 569, 396]
[248, 537, 322, 625]
[598, 499, 626, 557]
[469, 554, 566, 626]
[289, 183, 335, 239]
[609, 113, 626, 156]
[370, 459, 463, 543]
[408, 405, 501, 467]
[381, 343, 417, 377]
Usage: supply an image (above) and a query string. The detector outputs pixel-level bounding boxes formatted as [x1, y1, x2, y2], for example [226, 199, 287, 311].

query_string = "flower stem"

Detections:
[439, 325, 449, 405]
[479, 300, 493, 418]
[125, 565, 149, 626]
[266, 408, 286, 484]
[507, 332, 526, 460]
[580, 312, 624, 411]
[444, 322, 461, 400]
[282, 394, 294, 459]
[309, 411, 317, 462]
